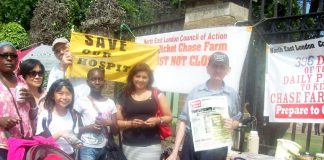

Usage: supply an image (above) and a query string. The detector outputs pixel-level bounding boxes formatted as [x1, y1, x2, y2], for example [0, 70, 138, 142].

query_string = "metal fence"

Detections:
[122, 0, 324, 154]
[244, 0, 324, 154]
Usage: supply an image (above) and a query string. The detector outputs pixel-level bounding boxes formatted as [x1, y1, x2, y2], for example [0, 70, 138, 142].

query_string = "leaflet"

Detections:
[188, 96, 231, 151]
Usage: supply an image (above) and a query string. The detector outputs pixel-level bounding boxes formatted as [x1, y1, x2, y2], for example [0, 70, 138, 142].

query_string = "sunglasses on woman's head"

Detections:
[0, 53, 18, 59]
[28, 71, 44, 77]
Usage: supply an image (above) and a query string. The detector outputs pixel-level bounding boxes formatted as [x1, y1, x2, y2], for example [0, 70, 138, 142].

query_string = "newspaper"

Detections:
[188, 96, 231, 151]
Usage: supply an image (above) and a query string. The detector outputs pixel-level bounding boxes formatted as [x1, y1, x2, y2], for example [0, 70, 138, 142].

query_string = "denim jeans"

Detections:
[0, 148, 7, 160]
[79, 146, 104, 160]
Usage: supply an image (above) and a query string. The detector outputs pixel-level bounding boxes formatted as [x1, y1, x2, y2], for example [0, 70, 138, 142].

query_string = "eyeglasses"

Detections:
[28, 71, 44, 77]
[0, 53, 18, 59]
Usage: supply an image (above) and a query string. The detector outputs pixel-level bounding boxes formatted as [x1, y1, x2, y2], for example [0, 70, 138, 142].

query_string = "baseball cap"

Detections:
[52, 37, 69, 51]
[208, 52, 229, 66]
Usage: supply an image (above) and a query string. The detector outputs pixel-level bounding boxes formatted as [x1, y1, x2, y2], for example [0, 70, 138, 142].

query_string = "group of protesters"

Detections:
[0, 37, 241, 160]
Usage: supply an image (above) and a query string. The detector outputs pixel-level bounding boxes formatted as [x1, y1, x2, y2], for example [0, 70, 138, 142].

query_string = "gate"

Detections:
[120, 0, 324, 155]
[241, 0, 324, 154]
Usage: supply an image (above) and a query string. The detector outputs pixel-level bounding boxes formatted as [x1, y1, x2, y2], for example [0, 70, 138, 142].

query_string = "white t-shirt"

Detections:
[46, 64, 64, 91]
[74, 96, 117, 148]
[46, 64, 90, 100]
[36, 110, 79, 154]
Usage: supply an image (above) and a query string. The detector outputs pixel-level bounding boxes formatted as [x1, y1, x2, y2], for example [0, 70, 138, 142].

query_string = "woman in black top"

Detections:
[117, 62, 172, 160]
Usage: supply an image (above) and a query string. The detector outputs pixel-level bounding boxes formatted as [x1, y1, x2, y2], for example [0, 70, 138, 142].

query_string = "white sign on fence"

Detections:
[265, 37, 324, 123]
[136, 27, 252, 93]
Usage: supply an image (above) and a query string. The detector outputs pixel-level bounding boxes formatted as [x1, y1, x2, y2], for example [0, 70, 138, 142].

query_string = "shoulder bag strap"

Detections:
[87, 96, 101, 113]
[87, 96, 122, 148]
[152, 88, 162, 117]
[0, 74, 24, 137]
[87, 96, 109, 135]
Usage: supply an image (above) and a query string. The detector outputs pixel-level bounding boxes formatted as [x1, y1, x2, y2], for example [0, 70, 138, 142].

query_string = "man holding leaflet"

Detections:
[167, 52, 242, 160]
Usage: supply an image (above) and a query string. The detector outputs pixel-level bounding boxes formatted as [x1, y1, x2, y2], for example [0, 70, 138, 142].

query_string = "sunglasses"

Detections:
[0, 53, 18, 59]
[28, 71, 44, 77]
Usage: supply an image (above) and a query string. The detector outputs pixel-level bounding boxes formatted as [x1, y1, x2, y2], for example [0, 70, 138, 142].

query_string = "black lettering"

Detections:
[96, 37, 105, 48]
[99, 61, 105, 69]
[120, 41, 126, 51]
[116, 64, 122, 71]
[82, 49, 91, 54]
[92, 51, 101, 55]
[85, 35, 93, 46]
[77, 58, 88, 65]
[89, 59, 97, 66]
[106, 63, 115, 70]
[108, 39, 117, 50]
[102, 52, 111, 58]
[123, 66, 131, 72]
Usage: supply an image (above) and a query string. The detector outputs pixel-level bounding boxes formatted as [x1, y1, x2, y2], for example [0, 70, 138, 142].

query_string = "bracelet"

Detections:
[160, 117, 164, 125]
[30, 106, 38, 110]
[124, 121, 128, 128]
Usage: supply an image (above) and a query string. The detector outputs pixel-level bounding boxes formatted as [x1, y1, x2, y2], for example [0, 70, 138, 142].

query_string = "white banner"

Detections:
[265, 37, 324, 123]
[136, 27, 252, 93]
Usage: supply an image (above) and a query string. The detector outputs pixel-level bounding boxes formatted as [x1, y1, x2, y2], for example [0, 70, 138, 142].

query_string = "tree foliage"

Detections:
[0, 0, 38, 31]
[65, 0, 92, 29]
[0, 22, 29, 49]
[252, 0, 301, 20]
[29, 0, 70, 45]
[82, 0, 126, 32]
[117, 0, 184, 26]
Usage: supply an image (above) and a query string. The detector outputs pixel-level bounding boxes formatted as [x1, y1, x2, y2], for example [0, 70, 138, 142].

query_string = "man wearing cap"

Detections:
[167, 52, 241, 160]
[47, 37, 89, 98]
[46, 37, 72, 90]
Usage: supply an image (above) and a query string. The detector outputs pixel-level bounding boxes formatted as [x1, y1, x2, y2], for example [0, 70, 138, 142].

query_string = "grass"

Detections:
[283, 132, 323, 154]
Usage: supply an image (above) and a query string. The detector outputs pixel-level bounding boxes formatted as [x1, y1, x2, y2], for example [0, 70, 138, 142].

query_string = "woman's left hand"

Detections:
[144, 117, 159, 127]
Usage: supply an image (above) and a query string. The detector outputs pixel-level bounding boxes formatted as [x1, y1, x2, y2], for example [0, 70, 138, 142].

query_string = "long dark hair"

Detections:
[124, 62, 154, 96]
[18, 59, 45, 93]
[44, 79, 74, 112]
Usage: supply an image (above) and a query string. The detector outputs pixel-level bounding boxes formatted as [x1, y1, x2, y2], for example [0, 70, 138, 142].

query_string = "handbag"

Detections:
[152, 88, 172, 140]
[96, 134, 127, 160]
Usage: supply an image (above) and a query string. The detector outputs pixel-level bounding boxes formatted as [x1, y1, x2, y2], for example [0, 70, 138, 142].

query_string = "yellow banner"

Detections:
[66, 32, 159, 82]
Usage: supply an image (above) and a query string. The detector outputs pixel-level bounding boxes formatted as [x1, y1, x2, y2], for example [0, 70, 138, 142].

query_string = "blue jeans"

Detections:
[79, 146, 104, 160]
[0, 148, 7, 160]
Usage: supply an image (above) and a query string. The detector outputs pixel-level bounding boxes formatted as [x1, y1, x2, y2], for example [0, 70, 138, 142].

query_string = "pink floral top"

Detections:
[0, 75, 33, 149]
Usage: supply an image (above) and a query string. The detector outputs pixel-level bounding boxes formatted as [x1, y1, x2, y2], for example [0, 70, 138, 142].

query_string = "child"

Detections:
[74, 68, 118, 160]
[36, 79, 81, 157]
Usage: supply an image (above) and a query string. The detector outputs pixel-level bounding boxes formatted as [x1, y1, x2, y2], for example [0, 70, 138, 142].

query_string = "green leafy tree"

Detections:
[29, 0, 70, 45]
[82, 0, 126, 32]
[0, 22, 29, 49]
[0, 0, 38, 31]
[65, 0, 93, 29]
[117, 0, 184, 26]
[252, 0, 301, 20]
